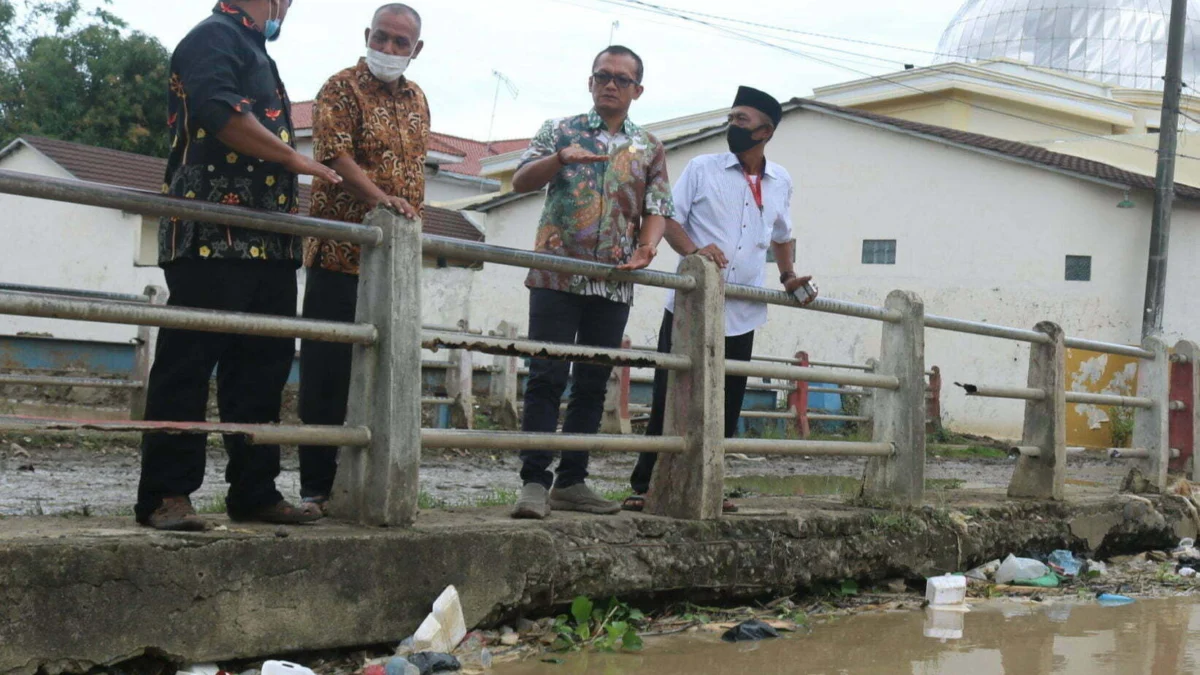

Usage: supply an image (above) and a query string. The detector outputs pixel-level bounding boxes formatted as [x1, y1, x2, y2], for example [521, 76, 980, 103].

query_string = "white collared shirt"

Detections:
[666, 152, 795, 336]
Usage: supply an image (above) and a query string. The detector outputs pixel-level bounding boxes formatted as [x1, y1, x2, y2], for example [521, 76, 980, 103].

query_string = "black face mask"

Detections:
[727, 124, 768, 154]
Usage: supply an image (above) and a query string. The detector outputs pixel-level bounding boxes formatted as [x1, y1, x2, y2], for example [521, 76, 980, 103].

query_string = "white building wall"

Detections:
[0, 149, 165, 344]
[465, 110, 1200, 439]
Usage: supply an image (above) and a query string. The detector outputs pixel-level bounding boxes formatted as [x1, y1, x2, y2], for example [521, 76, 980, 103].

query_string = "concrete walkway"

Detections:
[2, 488, 1192, 675]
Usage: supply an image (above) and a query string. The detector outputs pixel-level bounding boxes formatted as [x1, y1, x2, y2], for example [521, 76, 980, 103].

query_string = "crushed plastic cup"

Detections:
[1179, 538, 1195, 550]
[995, 554, 1050, 584]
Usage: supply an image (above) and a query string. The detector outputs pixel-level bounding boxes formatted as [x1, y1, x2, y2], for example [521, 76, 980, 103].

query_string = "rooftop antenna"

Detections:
[482, 70, 519, 193]
[609, 20, 620, 45]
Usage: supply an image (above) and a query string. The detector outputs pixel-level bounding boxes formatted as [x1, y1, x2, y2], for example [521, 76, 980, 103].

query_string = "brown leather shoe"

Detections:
[230, 499, 323, 525]
[144, 496, 208, 532]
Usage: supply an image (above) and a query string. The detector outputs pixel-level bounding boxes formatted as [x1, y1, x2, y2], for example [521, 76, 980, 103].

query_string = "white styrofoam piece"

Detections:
[262, 662, 317, 675]
[431, 585, 467, 650]
[925, 574, 967, 607]
[411, 613, 448, 653]
[923, 607, 964, 640]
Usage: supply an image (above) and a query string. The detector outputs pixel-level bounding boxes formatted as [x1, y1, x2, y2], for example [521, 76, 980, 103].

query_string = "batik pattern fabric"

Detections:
[303, 59, 430, 275]
[518, 110, 674, 304]
[158, 2, 300, 266]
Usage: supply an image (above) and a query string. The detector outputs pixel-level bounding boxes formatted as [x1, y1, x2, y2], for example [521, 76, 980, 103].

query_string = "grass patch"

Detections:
[195, 495, 227, 514]
[419, 488, 520, 510]
[930, 445, 1009, 460]
[926, 478, 966, 491]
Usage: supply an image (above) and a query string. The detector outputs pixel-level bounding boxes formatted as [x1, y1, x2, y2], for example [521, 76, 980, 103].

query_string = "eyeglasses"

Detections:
[592, 72, 638, 89]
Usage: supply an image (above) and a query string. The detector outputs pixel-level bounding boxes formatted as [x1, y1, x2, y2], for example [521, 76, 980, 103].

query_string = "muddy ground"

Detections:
[0, 424, 1135, 516]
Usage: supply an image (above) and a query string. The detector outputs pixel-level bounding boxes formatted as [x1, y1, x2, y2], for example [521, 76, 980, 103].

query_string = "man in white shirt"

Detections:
[624, 86, 816, 514]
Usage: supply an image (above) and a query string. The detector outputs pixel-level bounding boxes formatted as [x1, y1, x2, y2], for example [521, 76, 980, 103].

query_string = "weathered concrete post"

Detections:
[600, 335, 633, 435]
[1169, 341, 1199, 477]
[787, 351, 810, 438]
[859, 357, 879, 438]
[488, 320, 520, 429]
[647, 255, 725, 520]
[1007, 322, 1066, 500]
[1133, 335, 1172, 491]
[130, 285, 166, 421]
[446, 324, 474, 429]
[861, 291, 925, 506]
[329, 207, 422, 526]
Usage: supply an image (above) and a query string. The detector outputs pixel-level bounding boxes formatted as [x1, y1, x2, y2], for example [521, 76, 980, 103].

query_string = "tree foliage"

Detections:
[0, 0, 171, 157]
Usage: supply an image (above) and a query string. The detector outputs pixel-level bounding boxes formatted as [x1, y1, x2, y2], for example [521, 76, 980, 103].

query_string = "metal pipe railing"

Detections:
[725, 360, 900, 390]
[808, 414, 872, 423]
[0, 282, 148, 304]
[0, 417, 371, 446]
[1065, 392, 1155, 409]
[961, 383, 1156, 409]
[420, 429, 686, 453]
[724, 439, 894, 457]
[0, 291, 377, 344]
[422, 330, 692, 371]
[724, 284, 902, 323]
[422, 235, 696, 292]
[739, 409, 797, 420]
[925, 314, 1053, 344]
[1063, 337, 1155, 360]
[0, 169, 382, 245]
[960, 384, 1047, 401]
[0, 374, 141, 389]
[809, 387, 869, 396]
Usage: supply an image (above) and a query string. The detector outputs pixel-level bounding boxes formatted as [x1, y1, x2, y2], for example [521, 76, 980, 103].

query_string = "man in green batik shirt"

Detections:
[508, 45, 673, 520]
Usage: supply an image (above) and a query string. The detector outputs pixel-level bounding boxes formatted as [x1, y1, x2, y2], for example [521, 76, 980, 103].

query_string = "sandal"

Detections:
[230, 499, 323, 524]
[723, 498, 739, 514]
[302, 495, 329, 516]
[621, 494, 646, 512]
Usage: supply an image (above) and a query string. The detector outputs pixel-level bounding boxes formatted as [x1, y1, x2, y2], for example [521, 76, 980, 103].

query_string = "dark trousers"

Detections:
[297, 267, 358, 498]
[630, 310, 754, 494]
[135, 259, 297, 522]
[520, 288, 631, 489]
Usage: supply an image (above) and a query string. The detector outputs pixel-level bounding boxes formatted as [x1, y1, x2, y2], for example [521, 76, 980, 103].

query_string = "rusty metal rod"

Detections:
[724, 360, 900, 390]
[1065, 392, 1155, 409]
[422, 330, 692, 371]
[723, 284, 902, 323]
[724, 439, 894, 457]
[0, 169, 383, 245]
[420, 429, 686, 453]
[422, 235, 696, 291]
[0, 282, 147, 304]
[0, 416, 371, 446]
[0, 374, 142, 389]
[0, 292, 378, 344]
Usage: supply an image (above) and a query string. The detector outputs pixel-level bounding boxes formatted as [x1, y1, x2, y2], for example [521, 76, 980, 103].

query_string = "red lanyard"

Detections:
[742, 169, 764, 211]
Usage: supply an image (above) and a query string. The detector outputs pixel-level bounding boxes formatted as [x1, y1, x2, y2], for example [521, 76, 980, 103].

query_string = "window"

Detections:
[862, 239, 896, 265]
[1065, 255, 1092, 281]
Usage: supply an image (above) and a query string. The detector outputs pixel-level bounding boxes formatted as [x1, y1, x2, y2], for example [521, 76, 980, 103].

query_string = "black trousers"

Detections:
[297, 267, 358, 498]
[135, 259, 297, 522]
[520, 288, 631, 489]
[630, 310, 754, 494]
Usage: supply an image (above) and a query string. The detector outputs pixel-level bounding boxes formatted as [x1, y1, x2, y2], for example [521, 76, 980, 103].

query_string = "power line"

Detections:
[588, 0, 1200, 162]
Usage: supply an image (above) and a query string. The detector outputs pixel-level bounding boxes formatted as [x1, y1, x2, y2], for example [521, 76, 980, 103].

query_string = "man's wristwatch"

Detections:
[780, 271, 797, 284]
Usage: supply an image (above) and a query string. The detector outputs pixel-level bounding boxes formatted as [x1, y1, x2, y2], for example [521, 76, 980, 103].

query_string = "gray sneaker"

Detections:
[512, 483, 551, 519]
[549, 483, 621, 515]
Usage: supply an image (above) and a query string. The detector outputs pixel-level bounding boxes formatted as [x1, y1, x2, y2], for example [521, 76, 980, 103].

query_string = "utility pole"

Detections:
[1142, 0, 1189, 338]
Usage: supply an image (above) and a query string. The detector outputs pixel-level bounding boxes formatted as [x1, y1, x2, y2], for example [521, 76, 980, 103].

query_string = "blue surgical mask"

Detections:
[264, 0, 282, 41]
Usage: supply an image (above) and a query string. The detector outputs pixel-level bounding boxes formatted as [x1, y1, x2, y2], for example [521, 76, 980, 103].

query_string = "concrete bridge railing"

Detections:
[0, 168, 1184, 526]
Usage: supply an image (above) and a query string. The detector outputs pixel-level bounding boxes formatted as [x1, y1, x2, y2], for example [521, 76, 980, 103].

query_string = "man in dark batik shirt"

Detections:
[135, 0, 343, 531]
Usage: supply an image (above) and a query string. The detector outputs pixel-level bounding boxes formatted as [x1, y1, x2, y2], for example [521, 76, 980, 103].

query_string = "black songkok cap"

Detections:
[733, 86, 782, 126]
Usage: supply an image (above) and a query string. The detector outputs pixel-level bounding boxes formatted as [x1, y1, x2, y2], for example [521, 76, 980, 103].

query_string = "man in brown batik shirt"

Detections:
[298, 2, 429, 509]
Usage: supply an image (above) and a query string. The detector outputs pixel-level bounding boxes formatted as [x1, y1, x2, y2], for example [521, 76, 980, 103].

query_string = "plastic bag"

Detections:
[1097, 593, 1135, 607]
[995, 554, 1050, 584]
[1013, 573, 1060, 588]
[406, 653, 461, 675]
[1047, 550, 1082, 577]
[721, 619, 780, 643]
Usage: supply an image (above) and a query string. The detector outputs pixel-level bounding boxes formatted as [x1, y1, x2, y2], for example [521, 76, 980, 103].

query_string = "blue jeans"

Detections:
[520, 288, 631, 489]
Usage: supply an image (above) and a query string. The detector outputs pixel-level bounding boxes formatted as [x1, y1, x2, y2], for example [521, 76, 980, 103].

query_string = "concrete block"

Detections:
[1133, 335, 1171, 492]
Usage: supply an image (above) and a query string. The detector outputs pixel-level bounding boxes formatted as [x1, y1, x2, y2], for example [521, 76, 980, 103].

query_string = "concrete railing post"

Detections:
[1007, 322, 1067, 500]
[329, 207, 422, 526]
[129, 285, 166, 421]
[787, 351, 811, 438]
[1132, 335, 1172, 491]
[647, 255, 725, 520]
[1169, 341, 1199, 477]
[600, 335, 633, 435]
[446, 321, 474, 429]
[488, 320, 520, 429]
[861, 291, 926, 506]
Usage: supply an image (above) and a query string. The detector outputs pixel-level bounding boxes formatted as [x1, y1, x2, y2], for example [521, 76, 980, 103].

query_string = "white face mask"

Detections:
[366, 48, 413, 83]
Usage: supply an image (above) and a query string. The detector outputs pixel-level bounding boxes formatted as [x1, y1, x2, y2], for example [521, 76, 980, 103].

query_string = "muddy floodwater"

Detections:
[495, 598, 1200, 674]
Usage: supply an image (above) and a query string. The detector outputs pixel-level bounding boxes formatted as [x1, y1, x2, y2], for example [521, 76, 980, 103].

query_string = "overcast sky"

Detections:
[102, 0, 966, 140]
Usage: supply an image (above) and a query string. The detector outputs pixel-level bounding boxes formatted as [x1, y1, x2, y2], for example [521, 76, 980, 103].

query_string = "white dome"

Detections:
[935, 0, 1200, 90]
